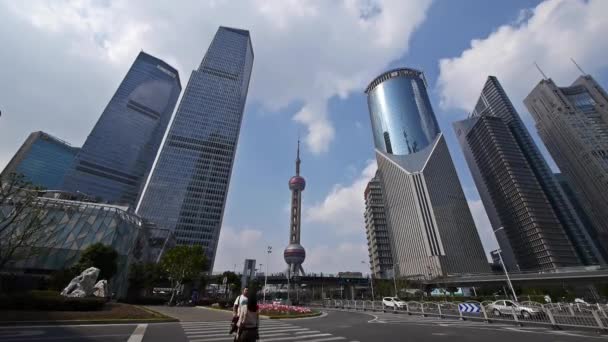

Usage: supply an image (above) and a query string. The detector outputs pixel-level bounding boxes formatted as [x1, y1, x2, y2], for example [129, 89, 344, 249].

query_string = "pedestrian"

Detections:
[230, 288, 248, 335]
[236, 292, 259, 341]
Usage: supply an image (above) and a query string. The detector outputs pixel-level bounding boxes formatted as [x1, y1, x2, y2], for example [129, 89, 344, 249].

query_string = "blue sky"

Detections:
[1, 0, 607, 274]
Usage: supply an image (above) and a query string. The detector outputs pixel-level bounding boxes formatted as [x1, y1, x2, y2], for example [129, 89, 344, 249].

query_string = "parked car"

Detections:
[487, 300, 542, 319]
[382, 297, 407, 308]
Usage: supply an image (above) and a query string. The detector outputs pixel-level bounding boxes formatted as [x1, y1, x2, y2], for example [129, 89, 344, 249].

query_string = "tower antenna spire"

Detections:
[296, 137, 301, 176]
[534, 62, 548, 80]
[570, 57, 587, 75]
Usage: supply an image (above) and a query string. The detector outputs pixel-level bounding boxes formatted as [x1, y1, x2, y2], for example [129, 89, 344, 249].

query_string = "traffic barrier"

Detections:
[317, 300, 608, 332]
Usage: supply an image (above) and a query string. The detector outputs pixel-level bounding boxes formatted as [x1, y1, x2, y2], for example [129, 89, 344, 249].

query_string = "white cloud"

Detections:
[305, 242, 369, 274]
[438, 0, 608, 115]
[467, 200, 498, 261]
[1, 0, 432, 162]
[214, 226, 285, 274]
[305, 160, 376, 234]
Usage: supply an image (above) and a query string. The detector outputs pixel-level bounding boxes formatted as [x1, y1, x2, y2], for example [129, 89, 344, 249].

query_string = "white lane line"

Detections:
[261, 334, 333, 342]
[190, 336, 234, 342]
[295, 330, 321, 334]
[296, 337, 346, 342]
[187, 328, 309, 337]
[127, 324, 147, 342]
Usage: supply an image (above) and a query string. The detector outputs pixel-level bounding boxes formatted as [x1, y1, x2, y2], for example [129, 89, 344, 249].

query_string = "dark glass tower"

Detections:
[365, 68, 489, 278]
[454, 114, 581, 270]
[525, 75, 608, 256]
[461, 76, 602, 267]
[62, 52, 181, 206]
[136, 27, 254, 270]
[1, 131, 79, 189]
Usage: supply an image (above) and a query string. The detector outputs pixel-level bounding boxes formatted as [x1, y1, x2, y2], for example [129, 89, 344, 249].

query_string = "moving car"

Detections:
[382, 297, 407, 308]
[487, 300, 542, 319]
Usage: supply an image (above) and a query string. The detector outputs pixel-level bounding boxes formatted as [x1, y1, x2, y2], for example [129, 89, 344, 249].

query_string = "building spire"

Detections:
[570, 57, 587, 76]
[296, 138, 301, 176]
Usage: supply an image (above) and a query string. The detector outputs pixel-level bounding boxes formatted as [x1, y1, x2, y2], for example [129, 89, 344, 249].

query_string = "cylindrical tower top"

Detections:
[365, 68, 440, 156]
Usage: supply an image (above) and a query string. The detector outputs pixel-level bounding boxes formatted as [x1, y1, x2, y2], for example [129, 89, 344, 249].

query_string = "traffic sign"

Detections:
[458, 303, 480, 313]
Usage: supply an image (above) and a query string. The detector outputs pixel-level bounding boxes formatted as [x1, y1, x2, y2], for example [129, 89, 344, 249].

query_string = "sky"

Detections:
[1, 0, 608, 275]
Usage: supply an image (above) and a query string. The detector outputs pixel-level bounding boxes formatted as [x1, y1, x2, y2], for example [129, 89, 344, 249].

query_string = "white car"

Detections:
[382, 297, 406, 308]
[487, 300, 542, 319]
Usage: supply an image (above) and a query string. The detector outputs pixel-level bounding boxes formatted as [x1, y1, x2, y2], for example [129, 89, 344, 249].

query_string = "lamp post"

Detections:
[497, 249, 518, 302]
[362, 261, 375, 301]
[264, 246, 272, 303]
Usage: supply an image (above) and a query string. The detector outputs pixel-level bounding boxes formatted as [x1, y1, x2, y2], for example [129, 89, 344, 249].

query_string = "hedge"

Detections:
[0, 290, 106, 311]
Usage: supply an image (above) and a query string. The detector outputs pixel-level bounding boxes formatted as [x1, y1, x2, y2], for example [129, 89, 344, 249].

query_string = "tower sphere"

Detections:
[284, 243, 306, 265]
[289, 175, 306, 191]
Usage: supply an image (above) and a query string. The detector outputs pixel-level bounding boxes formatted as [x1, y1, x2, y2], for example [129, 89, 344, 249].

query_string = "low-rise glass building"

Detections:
[0, 192, 174, 297]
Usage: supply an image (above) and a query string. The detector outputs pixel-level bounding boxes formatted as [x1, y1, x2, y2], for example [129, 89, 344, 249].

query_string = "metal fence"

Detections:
[316, 299, 608, 331]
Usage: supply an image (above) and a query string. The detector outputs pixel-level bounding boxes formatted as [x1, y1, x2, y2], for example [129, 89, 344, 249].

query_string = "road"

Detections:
[0, 306, 606, 341]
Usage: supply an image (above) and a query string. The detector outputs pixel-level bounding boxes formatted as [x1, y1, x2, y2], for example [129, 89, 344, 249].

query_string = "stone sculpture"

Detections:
[60, 267, 100, 298]
[93, 279, 109, 298]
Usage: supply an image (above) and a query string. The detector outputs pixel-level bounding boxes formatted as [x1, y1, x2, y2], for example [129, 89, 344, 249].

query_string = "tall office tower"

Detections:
[364, 171, 393, 279]
[365, 68, 489, 278]
[471, 76, 603, 265]
[62, 52, 181, 206]
[1, 131, 79, 189]
[136, 27, 253, 270]
[555, 173, 598, 244]
[453, 114, 581, 271]
[525, 74, 608, 252]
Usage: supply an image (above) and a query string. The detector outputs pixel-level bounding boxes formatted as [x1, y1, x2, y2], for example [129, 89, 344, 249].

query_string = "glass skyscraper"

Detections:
[365, 68, 489, 278]
[453, 76, 603, 270]
[1, 131, 79, 189]
[136, 27, 254, 270]
[525, 74, 608, 256]
[62, 52, 181, 206]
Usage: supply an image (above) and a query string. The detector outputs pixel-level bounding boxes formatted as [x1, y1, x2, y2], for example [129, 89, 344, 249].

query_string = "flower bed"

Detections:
[258, 304, 319, 318]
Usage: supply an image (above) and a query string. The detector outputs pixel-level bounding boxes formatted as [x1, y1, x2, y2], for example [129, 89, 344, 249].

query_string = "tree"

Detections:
[128, 262, 168, 298]
[0, 173, 53, 271]
[160, 245, 208, 304]
[75, 243, 118, 280]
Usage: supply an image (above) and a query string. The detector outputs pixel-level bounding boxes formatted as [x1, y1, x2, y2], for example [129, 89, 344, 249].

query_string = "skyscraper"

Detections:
[364, 171, 393, 279]
[284, 140, 306, 279]
[453, 113, 582, 271]
[524, 74, 608, 253]
[136, 27, 254, 270]
[62, 52, 181, 206]
[365, 68, 489, 278]
[468, 76, 601, 266]
[1, 131, 79, 189]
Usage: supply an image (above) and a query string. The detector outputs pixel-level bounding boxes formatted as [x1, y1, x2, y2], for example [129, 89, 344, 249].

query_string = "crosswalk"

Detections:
[180, 320, 350, 342]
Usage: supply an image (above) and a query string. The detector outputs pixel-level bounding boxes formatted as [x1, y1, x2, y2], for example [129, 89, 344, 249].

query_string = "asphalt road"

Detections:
[1, 307, 607, 342]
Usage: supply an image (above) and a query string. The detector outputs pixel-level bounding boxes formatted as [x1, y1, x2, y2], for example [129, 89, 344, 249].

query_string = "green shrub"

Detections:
[0, 290, 106, 311]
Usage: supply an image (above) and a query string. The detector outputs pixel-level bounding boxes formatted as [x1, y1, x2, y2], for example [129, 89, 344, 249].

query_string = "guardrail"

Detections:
[315, 299, 608, 332]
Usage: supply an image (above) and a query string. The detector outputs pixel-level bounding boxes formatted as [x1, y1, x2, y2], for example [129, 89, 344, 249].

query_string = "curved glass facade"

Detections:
[366, 69, 440, 156]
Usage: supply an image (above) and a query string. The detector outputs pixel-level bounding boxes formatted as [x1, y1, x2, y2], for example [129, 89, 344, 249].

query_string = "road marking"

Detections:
[127, 324, 147, 342]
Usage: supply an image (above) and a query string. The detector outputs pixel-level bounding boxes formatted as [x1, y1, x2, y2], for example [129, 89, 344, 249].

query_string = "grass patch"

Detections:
[0, 303, 175, 323]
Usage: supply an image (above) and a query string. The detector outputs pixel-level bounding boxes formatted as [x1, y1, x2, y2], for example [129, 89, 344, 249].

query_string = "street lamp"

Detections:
[496, 249, 518, 302]
[264, 246, 272, 303]
[362, 261, 375, 301]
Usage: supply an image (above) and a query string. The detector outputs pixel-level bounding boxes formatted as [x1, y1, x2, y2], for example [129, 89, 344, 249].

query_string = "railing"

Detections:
[317, 299, 608, 331]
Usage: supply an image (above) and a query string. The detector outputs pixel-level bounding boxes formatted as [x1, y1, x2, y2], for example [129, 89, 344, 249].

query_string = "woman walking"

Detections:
[236, 292, 259, 341]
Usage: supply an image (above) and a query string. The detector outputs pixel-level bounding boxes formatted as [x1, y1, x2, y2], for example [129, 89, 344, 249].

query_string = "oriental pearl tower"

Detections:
[284, 140, 306, 279]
